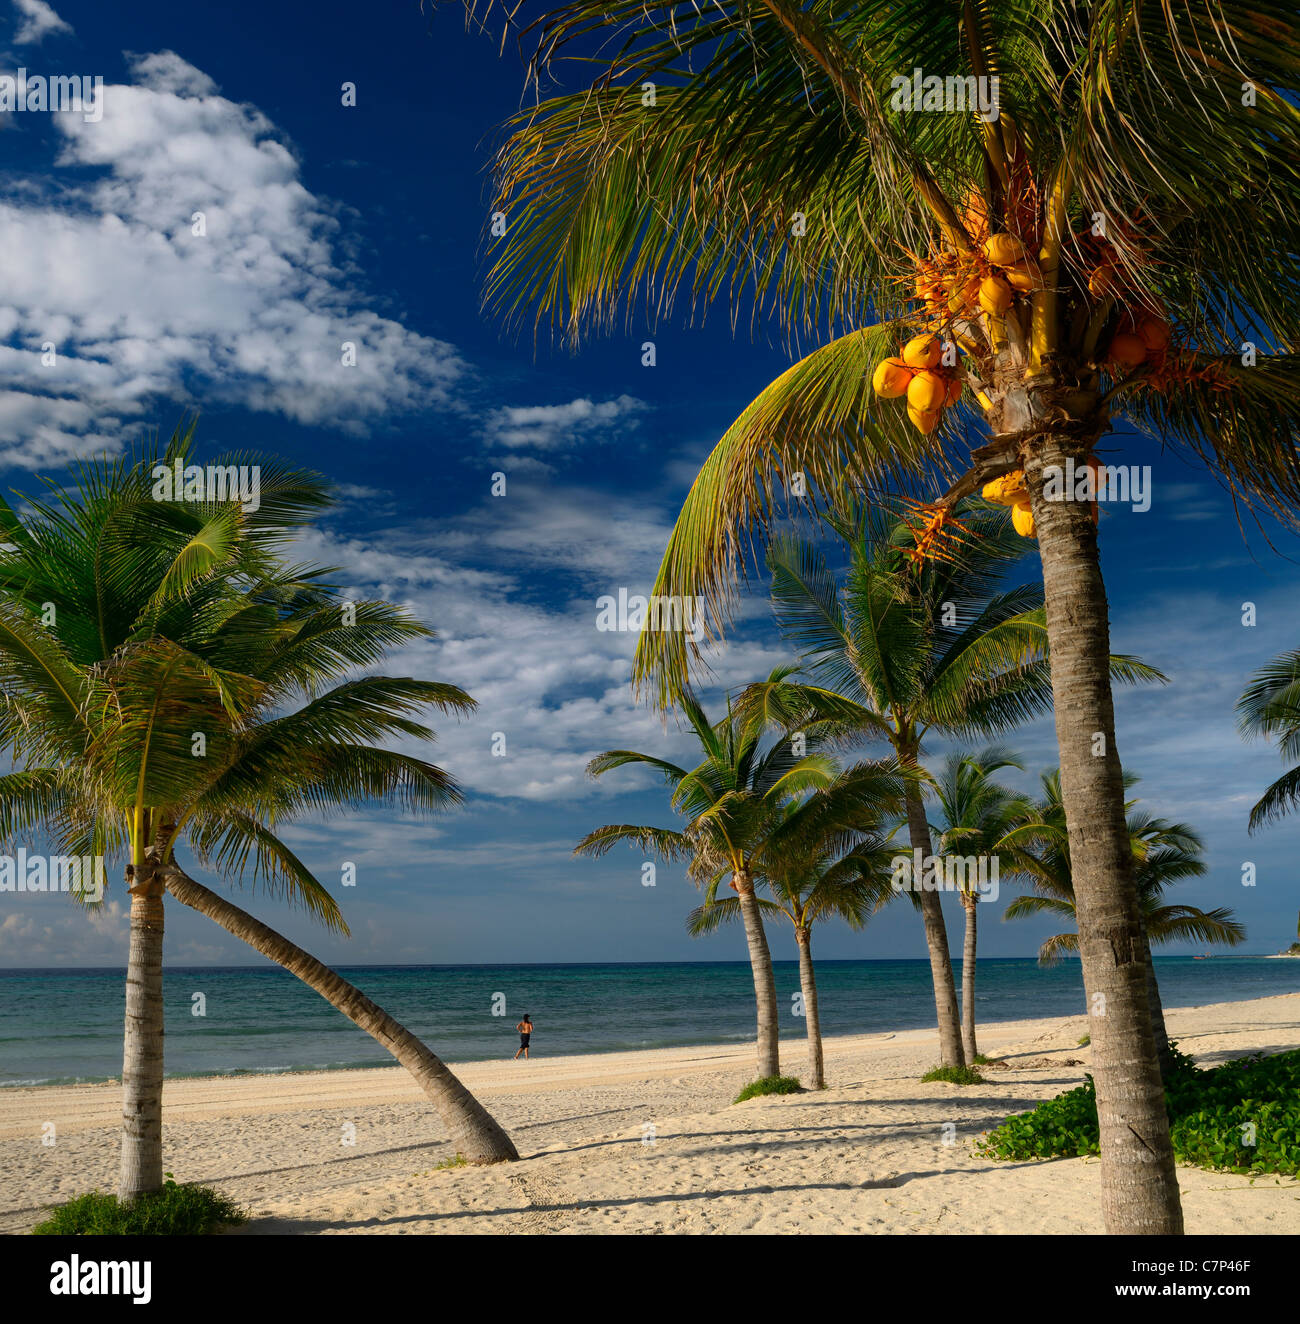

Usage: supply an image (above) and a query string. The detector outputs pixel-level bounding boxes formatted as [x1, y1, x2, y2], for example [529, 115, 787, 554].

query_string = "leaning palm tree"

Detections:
[1236, 648, 1300, 830]
[688, 767, 900, 1088]
[732, 502, 1159, 1069]
[471, 0, 1299, 1233]
[0, 434, 517, 1198]
[1002, 770, 1244, 1062]
[574, 679, 864, 1079]
[927, 746, 1035, 1061]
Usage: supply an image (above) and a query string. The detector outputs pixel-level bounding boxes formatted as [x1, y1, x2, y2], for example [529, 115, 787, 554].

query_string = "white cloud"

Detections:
[0, 897, 127, 963]
[484, 394, 646, 452]
[0, 51, 464, 466]
[11, 0, 71, 45]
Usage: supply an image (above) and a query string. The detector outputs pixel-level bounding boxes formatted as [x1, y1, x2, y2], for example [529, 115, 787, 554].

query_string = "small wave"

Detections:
[1, 1074, 117, 1087]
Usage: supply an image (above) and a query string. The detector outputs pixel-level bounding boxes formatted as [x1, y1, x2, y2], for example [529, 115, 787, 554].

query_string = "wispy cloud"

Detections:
[483, 394, 646, 453]
[11, 0, 71, 45]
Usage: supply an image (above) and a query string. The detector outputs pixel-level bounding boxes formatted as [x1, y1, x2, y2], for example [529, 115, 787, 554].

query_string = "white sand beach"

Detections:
[3, 992, 1297, 1235]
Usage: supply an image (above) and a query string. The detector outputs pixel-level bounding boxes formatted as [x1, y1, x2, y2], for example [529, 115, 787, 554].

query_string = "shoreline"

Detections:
[7, 983, 1299, 1093]
[3, 991, 1298, 1234]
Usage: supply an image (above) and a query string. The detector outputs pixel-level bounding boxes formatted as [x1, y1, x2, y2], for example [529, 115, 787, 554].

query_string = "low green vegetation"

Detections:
[734, 1075, 803, 1103]
[971, 1053, 997, 1065]
[33, 1180, 246, 1235]
[923, 1064, 986, 1085]
[1078, 1034, 1091, 1047]
[977, 1049, 1300, 1176]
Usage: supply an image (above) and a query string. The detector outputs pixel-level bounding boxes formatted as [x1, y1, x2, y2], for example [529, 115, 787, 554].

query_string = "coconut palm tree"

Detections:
[574, 678, 885, 1079]
[0, 433, 517, 1198]
[687, 766, 900, 1088]
[472, 0, 1299, 1233]
[730, 501, 1160, 1069]
[1236, 648, 1300, 830]
[1002, 770, 1245, 1062]
[927, 746, 1035, 1061]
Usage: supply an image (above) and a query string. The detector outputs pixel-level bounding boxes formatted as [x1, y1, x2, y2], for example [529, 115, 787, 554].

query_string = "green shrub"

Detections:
[972, 1053, 997, 1065]
[734, 1075, 803, 1103]
[977, 1048, 1300, 1176]
[1077, 1034, 1091, 1047]
[976, 1075, 1102, 1160]
[922, 1064, 986, 1085]
[33, 1179, 246, 1236]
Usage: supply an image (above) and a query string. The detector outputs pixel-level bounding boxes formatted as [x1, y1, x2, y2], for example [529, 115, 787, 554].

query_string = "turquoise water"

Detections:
[3, 957, 1298, 1086]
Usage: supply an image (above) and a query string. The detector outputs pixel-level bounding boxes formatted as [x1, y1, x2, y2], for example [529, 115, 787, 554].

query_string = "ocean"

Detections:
[3, 957, 1298, 1087]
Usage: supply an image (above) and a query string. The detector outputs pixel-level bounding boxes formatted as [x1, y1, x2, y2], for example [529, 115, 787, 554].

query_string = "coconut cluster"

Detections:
[1082, 246, 1176, 371]
[911, 232, 1041, 325]
[872, 333, 964, 433]
[981, 460, 1102, 540]
[1105, 312, 1173, 370]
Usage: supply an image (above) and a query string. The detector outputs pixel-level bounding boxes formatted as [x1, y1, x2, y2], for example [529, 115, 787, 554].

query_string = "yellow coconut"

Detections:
[901, 333, 943, 370]
[1108, 332, 1148, 367]
[907, 405, 942, 434]
[1138, 318, 1171, 351]
[1011, 500, 1036, 538]
[1003, 259, 1041, 292]
[872, 356, 913, 399]
[984, 233, 1028, 268]
[982, 470, 1027, 506]
[978, 274, 1015, 316]
[906, 370, 948, 414]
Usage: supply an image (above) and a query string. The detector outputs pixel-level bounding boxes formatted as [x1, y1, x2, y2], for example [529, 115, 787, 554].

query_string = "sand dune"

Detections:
[3, 993, 1297, 1234]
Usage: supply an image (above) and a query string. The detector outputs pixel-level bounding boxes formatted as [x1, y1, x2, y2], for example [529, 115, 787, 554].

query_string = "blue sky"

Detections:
[1, 0, 1297, 968]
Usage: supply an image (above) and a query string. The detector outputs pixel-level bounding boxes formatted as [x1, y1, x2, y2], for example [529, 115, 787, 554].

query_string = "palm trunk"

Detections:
[794, 925, 824, 1089]
[163, 867, 517, 1164]
[119, 861, 165, 1202]
[732, 869, 780, 1078]
[1025, 432, 1184, 1235]
[900, 763, 966, 1068]
[960, 891, 979, 1062]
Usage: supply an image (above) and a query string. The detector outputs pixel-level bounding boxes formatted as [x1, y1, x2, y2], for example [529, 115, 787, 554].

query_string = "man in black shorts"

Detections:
[513, 1014, 533, 1060]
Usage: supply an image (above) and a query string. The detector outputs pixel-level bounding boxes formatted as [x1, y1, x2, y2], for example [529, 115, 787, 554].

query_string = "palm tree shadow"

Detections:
[235, 1153, 1078, 1234]
[234, 1173, 940, 1233]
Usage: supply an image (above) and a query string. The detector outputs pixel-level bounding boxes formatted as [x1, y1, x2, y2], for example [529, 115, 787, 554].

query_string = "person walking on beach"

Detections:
[513, 1015, 533, 1060]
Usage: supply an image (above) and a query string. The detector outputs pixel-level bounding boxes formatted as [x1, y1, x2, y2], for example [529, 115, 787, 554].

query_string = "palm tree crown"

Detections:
[1002, 770, 1245, 962]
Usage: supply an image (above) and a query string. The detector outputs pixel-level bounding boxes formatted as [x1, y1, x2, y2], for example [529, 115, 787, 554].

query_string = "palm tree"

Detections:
[1236, 648, 1300, 830]
[927, 746, 1035, 1061]
[0, 433, 517, 1198]
[731, 502, 1159, 1069]
[472, 0, 1299, 1233]
[574, 678, 878, 1079]
[687, 766, 900, 1089]
[1002, 770, 1245, 1062]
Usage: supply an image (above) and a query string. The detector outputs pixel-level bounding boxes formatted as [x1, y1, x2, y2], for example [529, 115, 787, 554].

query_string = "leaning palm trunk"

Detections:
[163, 867, 518, 1164]
[960, 891, 978, 1063]
[1136, 915, 1175, 1079]
[732, 870, 779, 1078]
[119, 862, 166, 1201]
[1025, 434, 1183, 1235]
[901, 772, 965, 1068]
[794, 925, 824, 1090]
